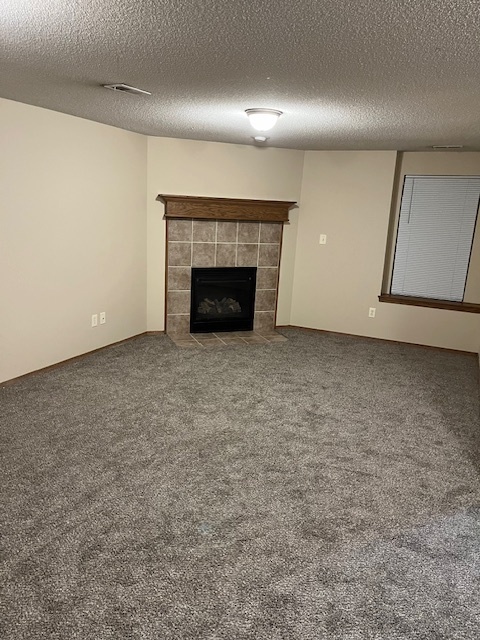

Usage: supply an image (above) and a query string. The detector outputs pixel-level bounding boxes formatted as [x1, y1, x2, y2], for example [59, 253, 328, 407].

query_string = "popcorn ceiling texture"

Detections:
[2, 0, 480, 149]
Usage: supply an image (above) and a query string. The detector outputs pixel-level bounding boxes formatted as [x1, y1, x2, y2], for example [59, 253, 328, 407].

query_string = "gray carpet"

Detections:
[1, 329, 479, 639]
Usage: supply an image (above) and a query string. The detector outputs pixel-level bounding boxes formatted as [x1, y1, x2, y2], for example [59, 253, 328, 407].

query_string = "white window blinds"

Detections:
[391, 176, 480, 302]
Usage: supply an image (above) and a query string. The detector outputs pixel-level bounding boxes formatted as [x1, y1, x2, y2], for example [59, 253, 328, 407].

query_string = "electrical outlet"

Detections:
[91, 314, 98, 327]
[368, 307, 376, 318]
[100, 312, 106, 325]
[319, 234, 327, 245]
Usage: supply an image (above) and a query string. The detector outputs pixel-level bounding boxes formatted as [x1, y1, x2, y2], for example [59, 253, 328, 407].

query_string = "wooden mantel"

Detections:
[157, 194, 297, 223]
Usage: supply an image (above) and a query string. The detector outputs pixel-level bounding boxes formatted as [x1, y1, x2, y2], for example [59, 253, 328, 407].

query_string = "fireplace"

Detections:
[159, 195, 297, 337]
[190, 267, 257, 333]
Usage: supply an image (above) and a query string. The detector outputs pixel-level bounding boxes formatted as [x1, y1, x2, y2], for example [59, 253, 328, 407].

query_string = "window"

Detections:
[387, 176, 480, 306]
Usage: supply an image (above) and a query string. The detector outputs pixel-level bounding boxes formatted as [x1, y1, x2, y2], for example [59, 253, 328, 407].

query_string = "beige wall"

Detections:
[389, 152, 480, 303]
[291, 151, 480, 352]
[3, 99, 479, 381]
[147, 137, 304, 330]
[0, 98, 147, 383]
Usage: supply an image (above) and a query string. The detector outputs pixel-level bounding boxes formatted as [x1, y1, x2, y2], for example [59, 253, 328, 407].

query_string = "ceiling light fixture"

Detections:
[245, 108, 282, 131]
[253, 136, 268, 142]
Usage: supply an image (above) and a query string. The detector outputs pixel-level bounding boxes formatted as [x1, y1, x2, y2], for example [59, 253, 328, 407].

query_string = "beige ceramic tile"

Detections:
[238, 222, 260, 243]
[237, 244, 258, 266]
[166, 314, 190, 335]
[171, 339, 199, 348]
[168, 220, 192, 242]
[219, 337, 245, 345]
[255, 289, 276, 312]
[193, 220, 216, 242]
[168, 267, 191, 291]
[258, 244, 280, 267]
[260, 223, 282, 244]
[255, 328, 279, 337]
[265, 334, 288, 343]
[241, 335, 268, 344]
[196, 337, 225, 347]
[254, 311, 275, 332]
[217, 221, 238, 242]
[192, 243, 215, 266]
[215, 243, 236, 267]
[168, 242, 192, 266]
[167, 290, 190, 315]
[256, 267, 278, 290]
[170, 333, 194, 342]
[213, 331, 240, 338]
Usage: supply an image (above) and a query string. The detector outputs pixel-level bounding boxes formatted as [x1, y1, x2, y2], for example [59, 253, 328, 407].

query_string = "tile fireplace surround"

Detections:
[166, 219, 283, 335]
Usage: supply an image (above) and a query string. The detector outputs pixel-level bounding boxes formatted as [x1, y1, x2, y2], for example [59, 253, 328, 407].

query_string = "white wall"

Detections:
[0, 98, 147, 383]
[147, 137, 304, 330]
[291, 151, 480, 352]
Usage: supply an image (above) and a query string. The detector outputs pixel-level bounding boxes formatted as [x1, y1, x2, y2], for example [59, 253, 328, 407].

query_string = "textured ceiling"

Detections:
[2, 0, 480, 150]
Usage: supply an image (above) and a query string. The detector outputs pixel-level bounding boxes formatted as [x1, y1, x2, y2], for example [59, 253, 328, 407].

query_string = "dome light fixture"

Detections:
[245, 108, 282, 132]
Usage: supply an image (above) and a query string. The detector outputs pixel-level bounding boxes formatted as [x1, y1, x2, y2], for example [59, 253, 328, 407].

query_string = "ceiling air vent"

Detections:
[432, 145, 463, 150]
[103, 83, 151, 96]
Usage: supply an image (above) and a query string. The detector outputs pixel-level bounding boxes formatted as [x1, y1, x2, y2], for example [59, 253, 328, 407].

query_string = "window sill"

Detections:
[378, 294, 480, 314]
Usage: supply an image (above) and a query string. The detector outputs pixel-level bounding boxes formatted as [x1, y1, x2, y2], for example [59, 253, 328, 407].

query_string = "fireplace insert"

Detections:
[190, 267, 257, 333]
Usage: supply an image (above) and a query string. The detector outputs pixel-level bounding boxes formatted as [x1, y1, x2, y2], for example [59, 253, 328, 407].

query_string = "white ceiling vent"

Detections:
[103, 83, 151, 96]
[432, 145, 463, 150]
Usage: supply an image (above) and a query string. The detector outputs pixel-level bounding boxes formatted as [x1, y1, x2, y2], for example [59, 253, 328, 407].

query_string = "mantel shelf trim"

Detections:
[157, 194, 297, 222]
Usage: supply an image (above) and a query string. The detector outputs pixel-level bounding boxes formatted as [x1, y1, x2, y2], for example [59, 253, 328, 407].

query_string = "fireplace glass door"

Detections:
[190, 267, 257, 333]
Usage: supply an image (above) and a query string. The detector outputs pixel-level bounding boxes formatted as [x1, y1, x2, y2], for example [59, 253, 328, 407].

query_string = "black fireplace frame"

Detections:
[190, 267, 257, 333]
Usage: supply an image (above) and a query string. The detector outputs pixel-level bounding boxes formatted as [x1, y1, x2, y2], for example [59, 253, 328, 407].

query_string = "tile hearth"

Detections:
[169, 330, 288, 349]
